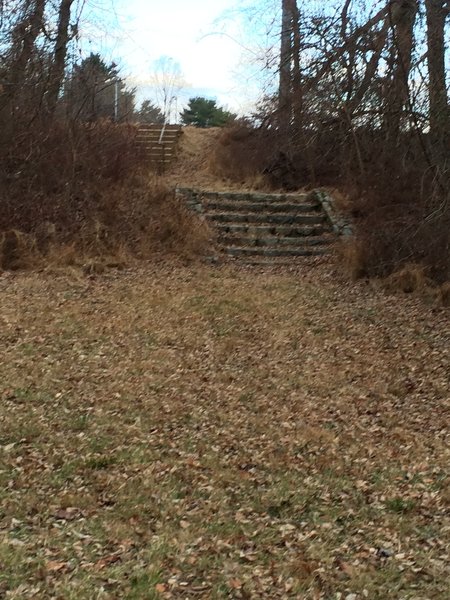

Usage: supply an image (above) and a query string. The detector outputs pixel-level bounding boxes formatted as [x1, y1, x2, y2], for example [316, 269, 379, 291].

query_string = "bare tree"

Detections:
[279, 0, 293, 132]
[384, 0, 419, 141]
[150, 56, 184, 124]
[425, 0, 449, 148]
[1, 0, 46, 105]
[46, 0, 76, 117]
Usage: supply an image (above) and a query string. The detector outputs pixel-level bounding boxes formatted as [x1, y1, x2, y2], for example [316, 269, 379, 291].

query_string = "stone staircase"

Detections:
[177, 188, 336, 265]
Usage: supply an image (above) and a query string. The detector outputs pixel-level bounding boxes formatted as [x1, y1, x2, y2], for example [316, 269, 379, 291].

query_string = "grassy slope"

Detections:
[0, 262, 448, 599]
[165, 127, 268, 193]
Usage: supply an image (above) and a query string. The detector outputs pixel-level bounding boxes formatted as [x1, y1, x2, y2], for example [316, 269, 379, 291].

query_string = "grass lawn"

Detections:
[0, 261, 448, 599]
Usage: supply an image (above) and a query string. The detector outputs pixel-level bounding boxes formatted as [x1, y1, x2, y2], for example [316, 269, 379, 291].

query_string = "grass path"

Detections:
[0, 261, 449, 599]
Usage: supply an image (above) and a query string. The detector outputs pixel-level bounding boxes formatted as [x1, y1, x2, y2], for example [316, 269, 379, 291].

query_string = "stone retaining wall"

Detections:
[313, 190, 353, 237]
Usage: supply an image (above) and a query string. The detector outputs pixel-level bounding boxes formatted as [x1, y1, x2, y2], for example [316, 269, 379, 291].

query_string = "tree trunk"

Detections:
[385, 0, 418, 141]
[46, 0, 75, 118]
[289, 0, 303, 130]
[345, 19, 390, 117]
[279, 0, 292, 133]
[425, 0, 449, 148]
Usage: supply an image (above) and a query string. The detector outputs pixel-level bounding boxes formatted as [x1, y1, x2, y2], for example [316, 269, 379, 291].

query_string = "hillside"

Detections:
[165, 126, 268, 192]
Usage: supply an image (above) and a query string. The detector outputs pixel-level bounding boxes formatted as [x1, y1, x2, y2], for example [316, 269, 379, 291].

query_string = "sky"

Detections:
[78, 0, 278, 116]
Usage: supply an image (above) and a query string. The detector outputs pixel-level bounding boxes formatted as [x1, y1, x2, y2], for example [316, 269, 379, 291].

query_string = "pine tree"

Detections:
[63, 53, 135, 121]
[180, 97, 236, 128]
[138, 100, 164, 124]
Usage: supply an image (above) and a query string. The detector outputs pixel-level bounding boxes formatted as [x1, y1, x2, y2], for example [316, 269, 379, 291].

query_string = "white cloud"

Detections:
[81, 0, 253, 113]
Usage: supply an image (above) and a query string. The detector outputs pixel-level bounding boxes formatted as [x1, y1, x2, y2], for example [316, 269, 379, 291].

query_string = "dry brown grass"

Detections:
[209, 123, 275, 189]
[0, 260, 448, 598]
[382, 264, 433, 294]
[0, 230, 39, 271]
[0, 179, 213, 272]
[439, 282, 450, 307]
[337, 245, 450, 307]
[337, 238, 366, 281]
[0, 120, 214, 271]
[166, 126, 272, 192]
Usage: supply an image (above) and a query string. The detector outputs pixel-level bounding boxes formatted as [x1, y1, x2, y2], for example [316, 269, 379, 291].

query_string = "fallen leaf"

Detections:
[229, 578, 243, 589]
[46, 561, 69, 573]
[54, 507, 81, 521]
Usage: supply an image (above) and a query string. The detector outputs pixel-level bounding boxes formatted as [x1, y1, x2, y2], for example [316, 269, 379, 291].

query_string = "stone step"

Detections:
[206, 201, 320, 214]
[138, 124, 181, 130]
[137, 140, 179, 146]
[207, 212, 326, 225]
[226, 246, 328, 258]
[201, 191, 314, 204]
[137, 126, 182, 170]
[227, 255, 328, 267]
[219, 235, 333, 248]
[178, 186, 336, 263]
[144, 143, 178, 149]
[138, 138, 179, 145]
[216, 224, 328, 236]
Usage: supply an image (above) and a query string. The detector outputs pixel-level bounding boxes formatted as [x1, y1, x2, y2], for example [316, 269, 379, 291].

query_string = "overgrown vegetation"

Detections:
[0, 118, 211, 269]
[0, 3, 448, 598]
[0, 2, 210, 270]
[213, 0, 449, 283]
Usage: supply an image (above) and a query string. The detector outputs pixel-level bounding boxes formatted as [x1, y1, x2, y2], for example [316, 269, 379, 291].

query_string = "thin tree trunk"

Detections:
[385, 0, 418, 141]
[289, 0, 303, 130]
[425, 0, 449, 148]
[341, 0, 355, 104]
[345, 19, 390, 117]
[46, 0, 75, 118]
[279, 0, 292, 133]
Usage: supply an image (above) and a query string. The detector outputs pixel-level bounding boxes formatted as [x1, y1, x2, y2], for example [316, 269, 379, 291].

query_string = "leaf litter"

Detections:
[0, 259, 448, 599]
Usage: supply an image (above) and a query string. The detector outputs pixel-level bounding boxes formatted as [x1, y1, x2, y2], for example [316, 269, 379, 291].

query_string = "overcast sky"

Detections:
[79, 0, 278, 115]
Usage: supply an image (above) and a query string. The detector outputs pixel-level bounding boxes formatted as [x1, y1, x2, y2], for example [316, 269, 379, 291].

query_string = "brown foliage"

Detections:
[337, 239, 366, 281]
[214, 121, 449, 284]
[0, 120, 141, 234]
[211, 123, 277, 187]
[0, 230, 38, 270]
[0, 120, 212, 269]
[382, 264, 433, 294]
[439, 282, 450, 307]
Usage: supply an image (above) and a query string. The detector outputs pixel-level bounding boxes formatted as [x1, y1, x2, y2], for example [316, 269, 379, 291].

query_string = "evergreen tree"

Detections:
[180, 97, 236, 128]
[63, 53, 135, 121]
[138, 100, 164, 124]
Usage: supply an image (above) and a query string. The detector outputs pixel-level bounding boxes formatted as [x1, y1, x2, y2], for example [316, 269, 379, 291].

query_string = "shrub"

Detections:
[213, 121, 449, 284]
[0, 120, 212, 268]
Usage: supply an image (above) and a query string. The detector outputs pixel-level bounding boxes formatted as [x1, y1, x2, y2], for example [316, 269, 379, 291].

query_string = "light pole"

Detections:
[114, 79, 119, 122]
